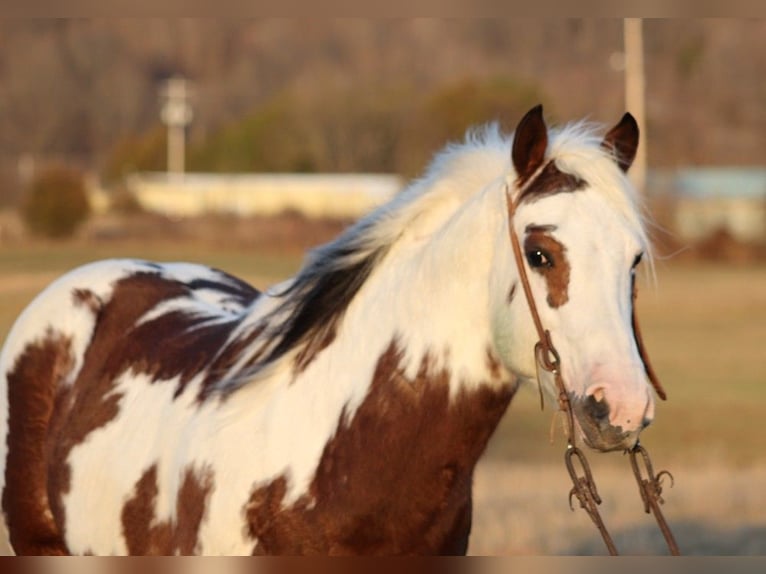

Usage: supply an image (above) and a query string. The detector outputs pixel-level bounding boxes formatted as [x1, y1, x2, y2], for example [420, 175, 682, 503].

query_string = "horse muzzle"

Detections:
[572, 389, 652, 452]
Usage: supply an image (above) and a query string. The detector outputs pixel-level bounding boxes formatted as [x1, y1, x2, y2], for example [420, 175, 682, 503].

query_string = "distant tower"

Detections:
[624, 18, 647, 195]
[160, 76, 194, 178]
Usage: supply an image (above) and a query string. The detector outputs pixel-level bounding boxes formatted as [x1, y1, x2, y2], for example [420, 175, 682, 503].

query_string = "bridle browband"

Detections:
[503, 176, 680, 556]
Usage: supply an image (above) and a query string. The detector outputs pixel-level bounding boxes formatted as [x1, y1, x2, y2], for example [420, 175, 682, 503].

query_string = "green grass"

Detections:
[1, 240, 764, 468]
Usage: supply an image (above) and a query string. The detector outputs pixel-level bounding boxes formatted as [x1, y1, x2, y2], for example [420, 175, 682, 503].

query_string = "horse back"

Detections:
[0, 259, 260, 555]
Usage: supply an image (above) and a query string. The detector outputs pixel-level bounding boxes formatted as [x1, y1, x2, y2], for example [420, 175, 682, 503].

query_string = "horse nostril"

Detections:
[641, 417, 652, 430]
[584, 393, 610, 423]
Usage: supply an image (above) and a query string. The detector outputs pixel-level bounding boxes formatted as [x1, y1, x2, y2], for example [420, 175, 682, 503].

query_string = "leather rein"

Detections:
[504, 180, 680, 556]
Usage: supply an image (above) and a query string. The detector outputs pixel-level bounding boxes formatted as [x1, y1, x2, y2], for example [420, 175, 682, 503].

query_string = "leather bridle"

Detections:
[503, 178, 680, 556]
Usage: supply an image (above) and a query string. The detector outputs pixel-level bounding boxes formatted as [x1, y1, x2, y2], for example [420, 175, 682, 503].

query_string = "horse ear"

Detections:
[512, 104, 548, 183]
[602, 112, 639, 172]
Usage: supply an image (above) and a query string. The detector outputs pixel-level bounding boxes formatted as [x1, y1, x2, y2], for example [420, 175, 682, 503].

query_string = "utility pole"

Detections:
[624, 18, 647, 194]
[160, 76, 193, 178]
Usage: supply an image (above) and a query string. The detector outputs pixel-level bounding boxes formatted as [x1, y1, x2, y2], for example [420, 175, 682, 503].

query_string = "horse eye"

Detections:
[526, 249, 553, 269]
[632, 252, 644, 269]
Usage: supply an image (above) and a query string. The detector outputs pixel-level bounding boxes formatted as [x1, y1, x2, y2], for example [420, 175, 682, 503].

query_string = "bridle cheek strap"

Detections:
[506, 182, 667, 410]
[505, 184, 576, 443]
[632, 284, 667, 400]
[505, 179, 679, 556]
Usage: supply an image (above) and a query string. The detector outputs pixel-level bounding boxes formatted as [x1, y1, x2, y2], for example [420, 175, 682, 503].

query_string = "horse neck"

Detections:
[335, 184, 512, 401]
[217, 181, 517, 512]
[283, 185, 517, 502]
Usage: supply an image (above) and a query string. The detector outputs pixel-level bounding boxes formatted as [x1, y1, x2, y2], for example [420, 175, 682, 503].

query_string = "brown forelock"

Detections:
[244, 338, 516, 555]
[120, 463, 214, 555]
[38, 271, 255, 551]
[523, 229, 571, 308]
[517, 160, 586, 206]
[2, 329, 75, 555]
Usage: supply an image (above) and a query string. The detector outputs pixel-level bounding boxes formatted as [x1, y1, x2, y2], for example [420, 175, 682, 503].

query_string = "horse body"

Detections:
[0, 106, 660, 555]
[0, 198, 514, 555]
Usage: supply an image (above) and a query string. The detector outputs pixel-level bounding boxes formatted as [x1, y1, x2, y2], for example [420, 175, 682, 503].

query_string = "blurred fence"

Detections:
[648, 168, 766, 242]
[118, 172, 403, 220]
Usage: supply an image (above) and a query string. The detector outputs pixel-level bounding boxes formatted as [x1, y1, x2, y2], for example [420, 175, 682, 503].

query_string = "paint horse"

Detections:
[0, 106, 662, 555]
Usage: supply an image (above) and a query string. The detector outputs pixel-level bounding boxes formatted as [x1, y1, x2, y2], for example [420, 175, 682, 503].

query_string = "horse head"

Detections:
[491, 105, 664, 452]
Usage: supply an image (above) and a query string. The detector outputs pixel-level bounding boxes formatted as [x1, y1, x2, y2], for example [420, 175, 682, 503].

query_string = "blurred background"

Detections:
[0, 19, 764, 555]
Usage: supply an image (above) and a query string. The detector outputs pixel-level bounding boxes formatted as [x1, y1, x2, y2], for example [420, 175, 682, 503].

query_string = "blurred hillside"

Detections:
[0, 19, 765, 204]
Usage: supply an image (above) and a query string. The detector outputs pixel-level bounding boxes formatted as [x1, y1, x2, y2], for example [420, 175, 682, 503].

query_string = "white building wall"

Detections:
[124, 173, 403, 219]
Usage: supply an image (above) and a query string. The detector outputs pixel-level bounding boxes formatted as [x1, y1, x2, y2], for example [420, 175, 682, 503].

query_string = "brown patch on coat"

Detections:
[121, 465, 163, 554]
[41, 272, 190, 542]
[506, 283, 517, 305]
[132, 311, 248, 399]
[199, 323, 267, 402]
[121, 463, 214, 555]
[4, 271, 259, 554]
[517, 160, 586, 205]
[72, 288, 103, 314]
[244, 339, 516, 555]
[485, 347, 504, 381]
[292, 325, 337, 376]
[523, 230, 571, 308]
[2, 329, 75, 555]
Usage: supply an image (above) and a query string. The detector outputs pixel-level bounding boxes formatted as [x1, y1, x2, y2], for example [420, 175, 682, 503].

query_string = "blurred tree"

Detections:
[105, 78, 545, 178]
[187, 83, 412, 174]
[102, 125, 167, 183]
[294, 83, 410, 173]
[21, 164, 91, 238]
[2, 19, 765, 183]
[395, 77, 544, 177]
[188, 92, 314, 173]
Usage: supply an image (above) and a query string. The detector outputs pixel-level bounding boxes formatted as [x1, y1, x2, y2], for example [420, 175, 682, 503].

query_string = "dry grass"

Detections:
[469, 459, 766, 555]
[0, 226, 764, 555]
[474, 260, 766, 555]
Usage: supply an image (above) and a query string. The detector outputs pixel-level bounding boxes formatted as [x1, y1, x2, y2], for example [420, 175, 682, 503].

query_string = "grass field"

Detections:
[0, 240, 763, 466]
[0, 235, 764, 555]
[473, 258, 766, 554]
[488, 260, 766, 468]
